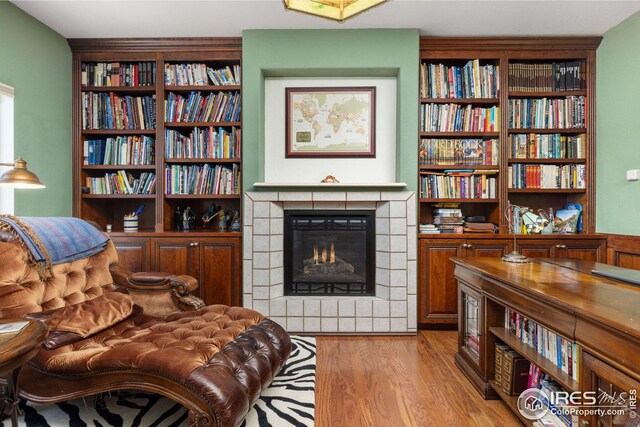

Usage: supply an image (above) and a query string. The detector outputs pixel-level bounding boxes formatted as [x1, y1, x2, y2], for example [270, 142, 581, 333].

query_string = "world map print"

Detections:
[287, 88, 374, 156]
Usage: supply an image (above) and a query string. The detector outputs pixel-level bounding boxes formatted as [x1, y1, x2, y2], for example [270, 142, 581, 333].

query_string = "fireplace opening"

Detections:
[284, 210, 375, 296]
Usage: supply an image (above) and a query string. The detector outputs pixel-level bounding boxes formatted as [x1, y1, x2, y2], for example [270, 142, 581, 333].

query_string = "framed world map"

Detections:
[285, 87, 376, 158]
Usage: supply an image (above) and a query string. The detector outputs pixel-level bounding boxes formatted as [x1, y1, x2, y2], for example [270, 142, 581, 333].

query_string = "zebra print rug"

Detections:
[3, 336, 315, 427]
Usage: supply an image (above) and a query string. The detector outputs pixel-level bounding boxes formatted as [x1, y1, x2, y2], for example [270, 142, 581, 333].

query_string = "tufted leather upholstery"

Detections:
[0, 238, 291, 427]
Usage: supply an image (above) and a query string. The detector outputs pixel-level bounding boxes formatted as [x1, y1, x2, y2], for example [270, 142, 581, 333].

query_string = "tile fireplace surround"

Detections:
[243, 191, 417, 334]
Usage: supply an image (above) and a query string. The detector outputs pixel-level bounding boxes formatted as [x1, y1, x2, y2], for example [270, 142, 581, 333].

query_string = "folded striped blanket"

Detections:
[0, 216, 109, 277]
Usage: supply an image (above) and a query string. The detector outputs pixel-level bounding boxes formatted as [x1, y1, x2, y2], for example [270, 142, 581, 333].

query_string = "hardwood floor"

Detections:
[315, 330, 521, 427]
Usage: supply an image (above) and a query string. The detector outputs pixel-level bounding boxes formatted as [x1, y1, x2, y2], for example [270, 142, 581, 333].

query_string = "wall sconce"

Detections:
[0, 157, 45, 189]
[283, 0, 387, 22]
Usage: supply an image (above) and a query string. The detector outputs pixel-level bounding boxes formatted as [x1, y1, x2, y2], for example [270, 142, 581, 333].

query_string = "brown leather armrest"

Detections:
[110, 265, 205, 315]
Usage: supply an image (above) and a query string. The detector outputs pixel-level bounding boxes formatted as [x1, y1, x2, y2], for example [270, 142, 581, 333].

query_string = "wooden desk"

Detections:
[452, 257, 640, 426]
[0, 319, 46, 427]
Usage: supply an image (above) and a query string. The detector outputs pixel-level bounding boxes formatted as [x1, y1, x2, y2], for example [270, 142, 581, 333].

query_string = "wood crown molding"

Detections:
[67, 37, 242, 52]
[420, 36, 602, 52]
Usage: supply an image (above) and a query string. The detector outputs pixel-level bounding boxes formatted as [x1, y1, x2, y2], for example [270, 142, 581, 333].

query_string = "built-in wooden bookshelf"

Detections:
[417, 37, 602, 328]
[70, 39, 243, 307]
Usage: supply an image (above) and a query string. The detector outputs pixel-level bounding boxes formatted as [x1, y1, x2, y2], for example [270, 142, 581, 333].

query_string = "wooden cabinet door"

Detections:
[110, 237, 150, 272]
[465, 240, 511, 258]
[516, 239, 555, 259]
[554, 239, 604, 262]
[418, 239, 463, 326]
[152, 238, 195, 278]
[198, 238, 241, 306]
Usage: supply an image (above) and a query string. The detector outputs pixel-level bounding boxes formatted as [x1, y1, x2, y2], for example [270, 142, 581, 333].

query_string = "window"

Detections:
[0, 83, 14, 214]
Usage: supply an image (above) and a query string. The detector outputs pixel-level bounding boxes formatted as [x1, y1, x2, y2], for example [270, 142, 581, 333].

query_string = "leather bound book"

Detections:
[502, 351, 530, 396]
[494, 343, 511, 390]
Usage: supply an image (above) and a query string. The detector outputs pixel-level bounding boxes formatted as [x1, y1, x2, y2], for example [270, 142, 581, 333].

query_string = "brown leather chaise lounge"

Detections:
[0, 232, 291, 427]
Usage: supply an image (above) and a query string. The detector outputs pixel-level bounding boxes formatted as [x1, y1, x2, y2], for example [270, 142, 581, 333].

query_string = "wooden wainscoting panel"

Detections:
[607, 234, 640, 270]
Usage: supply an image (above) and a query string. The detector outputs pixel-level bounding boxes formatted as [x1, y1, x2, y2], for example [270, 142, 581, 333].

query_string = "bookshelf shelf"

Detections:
[508, 90, 586, 98]
[82, 194, 156, 199]
[81, 129, 156, 136]
[508, 128, 587, 134]
[419, 131, 499, 138]
[164, 194, 240, 199]
[82, 165, 156, 170]
[507, 158, 586, 164]
[165, 85, 241, 92]
[164, 158, 240, 164]
[164, 122, 241, 128]
[419, 198, 498, 203]
[419, 165, 499, 171]
[490, 327, 579, 392]
[81, 86, 156, 94]
[420, 97, 499, 105]
[508, 188, 586, 194]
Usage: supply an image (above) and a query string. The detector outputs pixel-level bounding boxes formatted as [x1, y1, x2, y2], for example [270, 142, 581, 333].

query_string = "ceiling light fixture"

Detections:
[283, 0, 387, 22]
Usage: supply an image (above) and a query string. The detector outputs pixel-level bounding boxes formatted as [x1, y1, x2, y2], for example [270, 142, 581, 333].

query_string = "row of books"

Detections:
[495, 344, 574, 427]
[81, 62, 156, 87]
[420, 104, 500, 132]
[82, 93, 156, 130]
[420, 171, 498, 199]
[419, 60, 500, 99]
[83, 136, 155, 166]
[164, 64, 241, 86]
[165, 127, 241, 160]
[509, 133, 585, 159]
[508, 164, 586, 189]
[432, 206, 464, 234]
[164, 164, 240, 195]
[87, 171, 156, 195]
[419, 138, 499, 166]
[164, 91, 241, 123]
[509, 61, 586, 92]
[505, 308, 580, 381]
[508, 97, 585, 129]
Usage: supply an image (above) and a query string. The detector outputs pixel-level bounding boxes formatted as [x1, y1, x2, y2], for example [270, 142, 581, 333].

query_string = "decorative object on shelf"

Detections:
[123, 216, 138, 233]
[0, 157, 45, 189]
[563, 203, 583, 232]
[554, 209, 579, 233]
[174, 206, 183, 231]
[502, 202, 531, 263]
[202, 203, 227, 231]
[286, 87, 376, 158]
[202, 202, 217, 224]
[320, 175, 340, 183]
[283, 0, 387, 22]
[106, 224, 112, 233]
[538, 208, 555, 234]
[229, 210, 240, 232]
[182, 207, 197, 231]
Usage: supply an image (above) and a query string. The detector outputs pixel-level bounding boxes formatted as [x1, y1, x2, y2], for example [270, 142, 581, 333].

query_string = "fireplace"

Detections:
[284, 210, 375, 296]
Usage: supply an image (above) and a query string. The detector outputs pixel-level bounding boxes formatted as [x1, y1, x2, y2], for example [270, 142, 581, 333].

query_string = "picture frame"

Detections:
[285, 86, 376, 158]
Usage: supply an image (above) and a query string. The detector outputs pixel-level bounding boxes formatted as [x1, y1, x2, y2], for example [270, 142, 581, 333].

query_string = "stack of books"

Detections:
[433, 205, 464, 233]
[494, 344, 530, 396]
[419, 224, 440, 234]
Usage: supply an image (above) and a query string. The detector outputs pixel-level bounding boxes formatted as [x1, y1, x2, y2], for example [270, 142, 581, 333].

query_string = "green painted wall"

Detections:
[596, 11, 640, 236]
[242, 29, 419, 191]
[0, 2, 71, 216]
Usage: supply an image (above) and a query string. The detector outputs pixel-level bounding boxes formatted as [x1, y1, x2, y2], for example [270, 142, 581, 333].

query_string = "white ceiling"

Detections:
[12, 0, 640, 39]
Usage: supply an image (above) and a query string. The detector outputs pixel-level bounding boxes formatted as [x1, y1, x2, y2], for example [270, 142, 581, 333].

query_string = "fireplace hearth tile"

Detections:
[270, 235, 283, 252]
[270, 267, 283, 285]
[376, 201, 390, 217]
[279, 192, 312, 201]
[338, 300, 355, 317]
[376, 285, 390, 300]
[407, 227, 417, 260]
[283, 201, 313, 210]
[321, 317, 338, 332]
[390, 301, 407, 317]
[376, 251, 389, 269]
[346, 201, 377, 210]
[390, 318, 407, 332]
[304, 300, 321, 317]
[381, 191, 414, 201]
[270, 284, 284, 299]
[390, 218, 407, 235]
[243, 227, 253, 260]
[254, 218, 270, 235]
[373, 318, 390, 332]
[287, 299, 303, 316]
[376, 235, 390, 251]
[390, 287, 407, 301]
[270, 202, 284, 218]
[390, 235, 407, 252]
[373, 300, 390, 317]
[247, 191, 278, 201]
[270, 251, 283, 269]
[390, 252, 407, 270]
[304, 317, 321, 332]
[287, 317, 303, 332]
[254, 286, 270, 300]
[270, 298, 286, 316]
[375, 217, 390, 235]
[356, 317, 373, 332]
[339, 317, 356, 333]
[254, 202, 271, 218]
[253, 235, 269, 252]
[376, 268, 390, 286]
[253, 269, 270, 287]
[407, 261, 417, 294]
[253, 300, 270, 316]
[355, 300, 373, 317]
[253, 252, 269, 269]
[321, 299, 338, 317]
[312, 201, 346, 210]
[270, 218, 283, 234]
[406, 194, 416, 226]
[389, 269, 407, 287]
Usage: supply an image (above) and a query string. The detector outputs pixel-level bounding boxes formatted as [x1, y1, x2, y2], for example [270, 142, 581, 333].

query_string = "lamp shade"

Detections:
[283, 0, 387, 22]
[0, 157, 45, 189]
